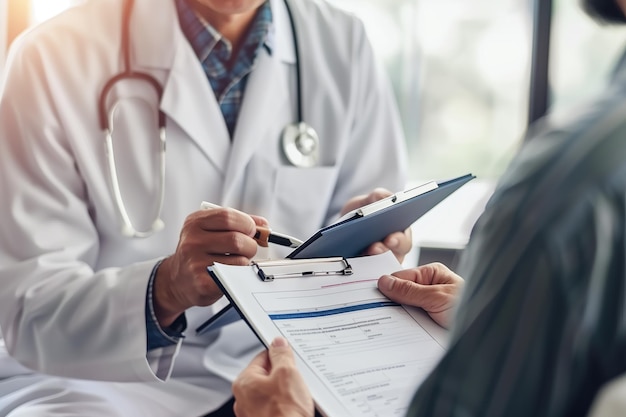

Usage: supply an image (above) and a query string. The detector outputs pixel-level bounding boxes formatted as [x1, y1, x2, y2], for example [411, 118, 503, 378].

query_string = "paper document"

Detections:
[208, 252, 447, 417]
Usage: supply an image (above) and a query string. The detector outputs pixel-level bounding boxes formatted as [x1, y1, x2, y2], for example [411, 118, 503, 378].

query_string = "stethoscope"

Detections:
[98, 0, 320, 238]
[280, 0, 320, 169]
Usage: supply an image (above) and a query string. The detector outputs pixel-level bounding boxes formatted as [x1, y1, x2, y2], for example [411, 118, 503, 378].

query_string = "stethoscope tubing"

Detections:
[99, 0, 314, 237]
[99, 0, 167, 237]
[282, 0, 303, 124]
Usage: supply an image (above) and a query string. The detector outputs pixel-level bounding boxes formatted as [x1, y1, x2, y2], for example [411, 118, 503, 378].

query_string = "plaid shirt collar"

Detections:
[175, 0, 273, 65]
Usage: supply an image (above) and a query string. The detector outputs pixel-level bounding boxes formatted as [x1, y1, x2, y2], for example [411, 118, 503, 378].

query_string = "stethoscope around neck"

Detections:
[98, 0, 319, 238]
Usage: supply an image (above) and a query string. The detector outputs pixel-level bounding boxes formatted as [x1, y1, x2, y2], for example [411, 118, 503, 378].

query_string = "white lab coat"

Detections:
[0, 0, 406, 414]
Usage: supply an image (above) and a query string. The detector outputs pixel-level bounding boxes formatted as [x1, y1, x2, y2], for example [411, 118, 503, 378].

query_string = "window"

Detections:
[30, 0, 78, 25]
[332, 0, 532, 181]
[549, 0, 626, 116]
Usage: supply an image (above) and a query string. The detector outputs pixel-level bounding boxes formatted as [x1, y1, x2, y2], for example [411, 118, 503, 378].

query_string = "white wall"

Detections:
[0, 0, 7, 75]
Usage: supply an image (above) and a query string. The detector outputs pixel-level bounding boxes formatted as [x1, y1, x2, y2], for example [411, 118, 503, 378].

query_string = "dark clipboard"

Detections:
[196, 173, 475, 335]
[287, 173, 476, 259]
[195, 303, 241, 335]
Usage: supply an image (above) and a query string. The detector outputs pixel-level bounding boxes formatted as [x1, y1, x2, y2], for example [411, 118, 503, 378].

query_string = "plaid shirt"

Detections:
[175, 0, 273, 137]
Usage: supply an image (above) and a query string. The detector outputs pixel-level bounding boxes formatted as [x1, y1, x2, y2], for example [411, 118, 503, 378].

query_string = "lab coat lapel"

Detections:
[130, 0, 230, 173]
[221, 52, 286, 204]
[222, 0, 295, 203]
[159, 44, 230, 173]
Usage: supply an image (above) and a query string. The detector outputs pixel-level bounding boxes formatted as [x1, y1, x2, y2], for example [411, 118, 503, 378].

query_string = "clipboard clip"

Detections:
[252, 257, 353, 282]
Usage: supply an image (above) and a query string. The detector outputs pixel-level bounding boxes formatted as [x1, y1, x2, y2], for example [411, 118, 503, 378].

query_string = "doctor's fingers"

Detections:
[340, 187, 393, 215]
[191, 206, 260, 236]
[360, 228, 411, 263]
[385, 228, 412, 262]
[180, 213, 259, 258]
[363, 187, 395, 204]
[199, 231, 259, 261]
[250, 214, 270, 228]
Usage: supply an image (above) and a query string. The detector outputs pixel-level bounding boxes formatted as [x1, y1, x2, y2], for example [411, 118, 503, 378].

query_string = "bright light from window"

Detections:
[31, 0, 73, 25]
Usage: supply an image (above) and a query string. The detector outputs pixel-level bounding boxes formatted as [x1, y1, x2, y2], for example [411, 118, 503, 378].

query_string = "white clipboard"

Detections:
[203, 252, 448, 417]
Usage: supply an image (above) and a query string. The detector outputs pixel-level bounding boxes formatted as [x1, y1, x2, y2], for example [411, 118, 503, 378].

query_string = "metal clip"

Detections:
[252, 257, 353, 282]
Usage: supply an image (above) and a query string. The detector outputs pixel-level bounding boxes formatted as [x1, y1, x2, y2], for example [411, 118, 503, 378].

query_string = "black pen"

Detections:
[200, 202, 303, 248]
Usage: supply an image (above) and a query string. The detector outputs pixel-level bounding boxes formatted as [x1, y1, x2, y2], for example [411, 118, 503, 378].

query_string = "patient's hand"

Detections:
[378, 263, 464, 329]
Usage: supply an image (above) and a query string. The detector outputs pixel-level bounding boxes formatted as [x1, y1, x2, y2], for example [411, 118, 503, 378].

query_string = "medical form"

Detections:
[209, 252, 448, 417]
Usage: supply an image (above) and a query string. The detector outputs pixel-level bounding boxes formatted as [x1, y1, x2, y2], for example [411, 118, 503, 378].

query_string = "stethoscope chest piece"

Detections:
[282, 122, 320, 168]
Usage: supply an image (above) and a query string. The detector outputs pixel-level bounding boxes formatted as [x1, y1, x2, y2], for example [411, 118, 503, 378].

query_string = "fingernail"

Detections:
[272, 337, 288, 347]
[379, 275, 396, 291]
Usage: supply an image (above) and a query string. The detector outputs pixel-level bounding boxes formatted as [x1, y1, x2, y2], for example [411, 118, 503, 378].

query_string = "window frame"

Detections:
[528, 0, 553, 126]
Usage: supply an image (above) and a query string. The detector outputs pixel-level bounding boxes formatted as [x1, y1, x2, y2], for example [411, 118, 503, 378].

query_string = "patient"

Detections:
[231, 0, 626, 415]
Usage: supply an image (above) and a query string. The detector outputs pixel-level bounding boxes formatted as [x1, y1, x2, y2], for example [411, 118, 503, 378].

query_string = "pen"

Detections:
[200, 201, 304, 248]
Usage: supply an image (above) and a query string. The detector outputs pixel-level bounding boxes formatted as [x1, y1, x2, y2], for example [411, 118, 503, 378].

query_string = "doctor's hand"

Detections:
[233, 337, 314, 417]
[377, 263, 464, 329]
[341, 188, 413, 263]
[153, 207, 268, 327]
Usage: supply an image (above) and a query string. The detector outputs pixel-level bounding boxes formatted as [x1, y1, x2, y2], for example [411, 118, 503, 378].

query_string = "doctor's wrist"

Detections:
[153, 257, 186, 327]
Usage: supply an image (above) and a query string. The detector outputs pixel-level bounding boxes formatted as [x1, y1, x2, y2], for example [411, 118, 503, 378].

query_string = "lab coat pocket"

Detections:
[271, 166, 338, 240]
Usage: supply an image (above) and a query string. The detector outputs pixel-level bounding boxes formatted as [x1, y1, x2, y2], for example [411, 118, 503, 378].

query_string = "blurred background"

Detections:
[3, 0, 626, 182]
[334, 0, 626, 181]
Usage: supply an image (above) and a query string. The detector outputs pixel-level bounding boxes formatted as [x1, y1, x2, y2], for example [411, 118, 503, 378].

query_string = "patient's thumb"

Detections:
[268, 337, 295, 368]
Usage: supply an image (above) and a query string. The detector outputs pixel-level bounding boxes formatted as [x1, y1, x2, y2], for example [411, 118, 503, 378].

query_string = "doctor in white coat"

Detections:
[0, 0, 408, 415]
